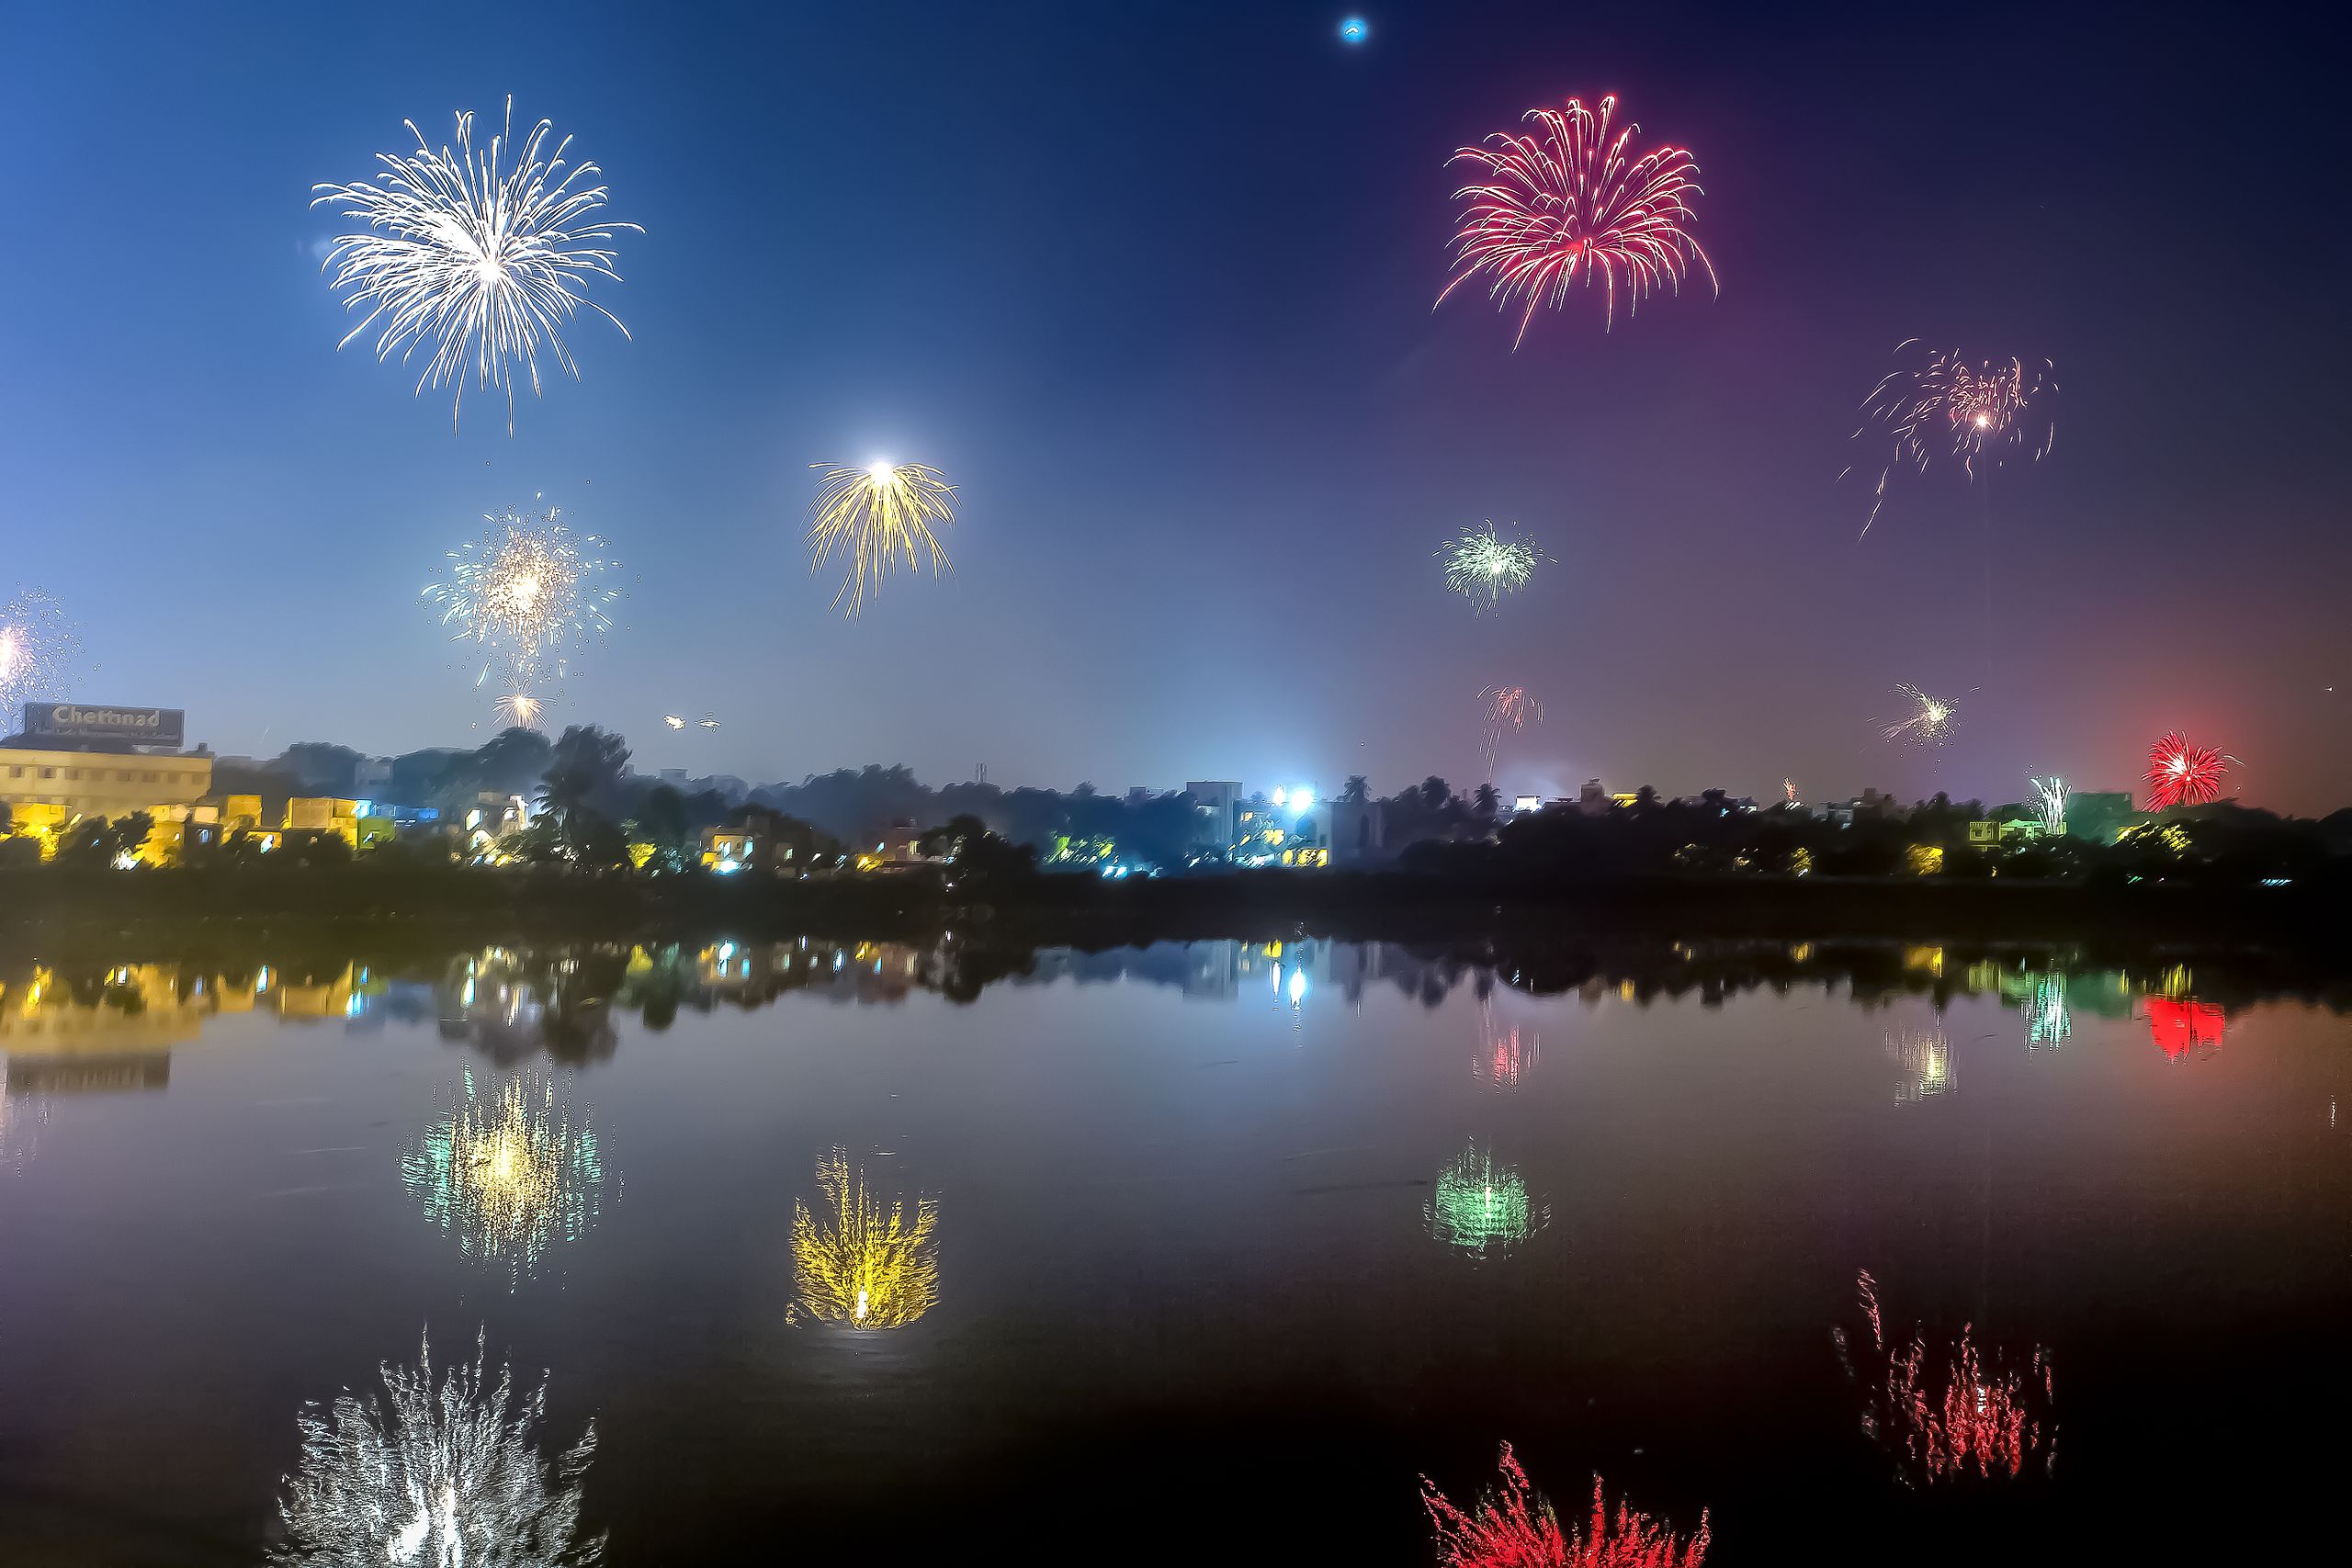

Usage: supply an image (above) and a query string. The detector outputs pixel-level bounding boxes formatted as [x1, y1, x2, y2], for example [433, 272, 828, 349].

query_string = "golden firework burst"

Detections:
[807, 461, 956, 617]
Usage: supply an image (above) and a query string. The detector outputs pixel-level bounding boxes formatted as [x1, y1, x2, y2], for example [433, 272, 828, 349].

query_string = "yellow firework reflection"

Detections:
[791, 1148, 939, 1328]
[403, 1069, 603, 1286]
[807, 461, 957, 617]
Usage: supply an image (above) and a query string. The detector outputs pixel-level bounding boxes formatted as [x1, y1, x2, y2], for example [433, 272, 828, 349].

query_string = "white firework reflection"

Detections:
[312, 99, 640, 432]
[272, 1329, 602, 1566]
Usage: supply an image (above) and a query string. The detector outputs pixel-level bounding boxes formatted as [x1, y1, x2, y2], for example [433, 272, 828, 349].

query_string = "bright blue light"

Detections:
[1339, 17, 1368, 44]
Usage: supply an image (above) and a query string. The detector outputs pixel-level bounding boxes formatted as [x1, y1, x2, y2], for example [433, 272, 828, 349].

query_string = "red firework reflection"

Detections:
[1440, 94, 1717, 344]
[1833, 1270, 2056, 1486]
[2145, 732, 2228, 807]
[2143, 997, 2226, 1059]
[1423, 1444, 1711, 1568]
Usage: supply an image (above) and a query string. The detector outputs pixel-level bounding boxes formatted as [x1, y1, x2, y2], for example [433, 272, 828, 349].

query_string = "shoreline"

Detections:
[4, 863, 2343, 969]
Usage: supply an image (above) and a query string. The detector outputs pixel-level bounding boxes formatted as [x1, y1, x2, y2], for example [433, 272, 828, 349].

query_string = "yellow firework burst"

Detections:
[492, 692, 543, 728]
[791, 1148, 940, 1328]
[807, 461, 956, 617]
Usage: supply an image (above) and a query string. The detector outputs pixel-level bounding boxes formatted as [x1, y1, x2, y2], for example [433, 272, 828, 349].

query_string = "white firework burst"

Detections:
[313, 99, 641, 432]
[425, 504, 617, 696]
[0, 589, 81, 731]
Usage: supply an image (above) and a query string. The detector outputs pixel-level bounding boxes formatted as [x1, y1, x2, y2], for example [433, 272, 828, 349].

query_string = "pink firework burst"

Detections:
[1423, 1444, 1711, 1568]
[1845, 342, 2056, 537]
[2145, 732, 2228, 808]
[1440, 95, 1718, 345]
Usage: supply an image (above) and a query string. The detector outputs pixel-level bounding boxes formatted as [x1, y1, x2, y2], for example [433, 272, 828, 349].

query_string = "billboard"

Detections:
[19, 703, 187, 748]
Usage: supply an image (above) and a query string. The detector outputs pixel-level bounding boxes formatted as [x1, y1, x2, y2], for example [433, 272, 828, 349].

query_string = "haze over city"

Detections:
[5, 1, 2346, 808]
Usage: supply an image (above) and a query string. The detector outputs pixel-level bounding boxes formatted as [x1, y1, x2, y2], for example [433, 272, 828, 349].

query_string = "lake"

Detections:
[2, 936, 2346, 1563]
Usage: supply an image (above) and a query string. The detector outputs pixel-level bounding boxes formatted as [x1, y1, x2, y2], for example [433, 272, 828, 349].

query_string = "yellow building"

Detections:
[1, 745, 215, 860]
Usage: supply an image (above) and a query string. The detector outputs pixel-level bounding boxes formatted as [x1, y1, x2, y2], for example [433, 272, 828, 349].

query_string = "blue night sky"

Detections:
[2, 2, 2346, 808]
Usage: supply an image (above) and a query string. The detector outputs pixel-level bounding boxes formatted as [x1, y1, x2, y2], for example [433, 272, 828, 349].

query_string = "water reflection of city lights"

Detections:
[1426, 1142, 1545, 1258]
[274, 1329, 601, 1565]
[402, 1070, 605, 1287]
[1833, 1269, 2056, 1486]
[1, 1059, 48, 1172]
[791, 1148, 939, 1329]
[2024, 973, 2071, 1049]
[1887, 1029, 1955, 1103]
[1423, 1442, 1710, 1567]
[1473, 999, 1535, 1089]
[2143, 997, 2225, 1060]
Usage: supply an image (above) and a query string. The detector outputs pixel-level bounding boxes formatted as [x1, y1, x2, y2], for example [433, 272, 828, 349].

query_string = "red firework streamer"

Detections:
[1440, 95, 1717, 345]
[1423, 1444, 1712, 1568]
[1844, 342, 2056, 537]
[2144, 732, 2228, 808]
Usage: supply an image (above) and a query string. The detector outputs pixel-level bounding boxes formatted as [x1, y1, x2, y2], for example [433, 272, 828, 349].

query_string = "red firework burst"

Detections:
[2145, 732, 2228, 808]
[1440, 95, 1717, 344]
[1423, 1444, 1711, 1568]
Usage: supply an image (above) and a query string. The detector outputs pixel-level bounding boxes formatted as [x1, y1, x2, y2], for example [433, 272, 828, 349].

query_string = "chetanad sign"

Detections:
[20, 703, 187, 748]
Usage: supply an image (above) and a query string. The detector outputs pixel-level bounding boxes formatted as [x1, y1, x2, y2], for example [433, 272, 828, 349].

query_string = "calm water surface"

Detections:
[2, 938, 2346, 1563]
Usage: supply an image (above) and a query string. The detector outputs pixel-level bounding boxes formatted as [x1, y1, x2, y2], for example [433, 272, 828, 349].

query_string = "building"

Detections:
[1328, 796, 1385, 864]
[1186, 781, 1244, 851]
[2065, 791, 2136, 843]
[1, 744, 215, 824]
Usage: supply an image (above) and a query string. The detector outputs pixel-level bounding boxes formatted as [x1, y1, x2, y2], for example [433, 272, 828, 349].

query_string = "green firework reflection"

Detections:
[1426, 1142, 1545, 1258]
[402, 1068, 605, 1287]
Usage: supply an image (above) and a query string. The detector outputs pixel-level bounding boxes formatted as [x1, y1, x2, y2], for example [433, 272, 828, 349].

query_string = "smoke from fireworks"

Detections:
[1844, 342, 2056, 537]
[312, 99, 639, 432]
[1441, 523, 1546, 610]
[1881, 683, 1959, 745]
[2145, 732, 2229, 807]
[273, 1329, 602, 1565]
[1439, 94, 1717, 344]
[426, 503, 617, 702]
[1478, 684, 1544, 778]
[1423, 1444, 1711, 1568]
[808, 462, 957, 618]
[0, 589, 79, 730]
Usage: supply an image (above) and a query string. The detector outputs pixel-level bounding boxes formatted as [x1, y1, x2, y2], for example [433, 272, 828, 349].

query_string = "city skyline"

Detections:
[3, 4, 2346, 810]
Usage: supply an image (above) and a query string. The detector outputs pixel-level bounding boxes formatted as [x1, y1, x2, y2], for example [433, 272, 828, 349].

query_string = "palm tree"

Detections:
[1341, 775, 1370, 804]
[1473, 783, 1500, 821]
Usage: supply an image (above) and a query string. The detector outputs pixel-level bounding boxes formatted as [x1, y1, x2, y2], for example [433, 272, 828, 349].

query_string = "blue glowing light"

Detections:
[1339, 17, 1368, 45]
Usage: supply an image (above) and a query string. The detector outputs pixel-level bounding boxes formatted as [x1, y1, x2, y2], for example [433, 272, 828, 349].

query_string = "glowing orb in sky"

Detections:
[1339, 17, 1369, 44]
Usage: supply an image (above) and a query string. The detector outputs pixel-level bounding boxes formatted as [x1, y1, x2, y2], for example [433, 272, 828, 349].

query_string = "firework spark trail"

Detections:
[1441, 524, 1546, 611]
[0, 590, 80, 731]
[1477, 684, 1544, 778]
[1422, 1444, 1712, 1568]
[492, 693, 544, 730]
[272, 1329, 602, 1565]
[426, 504, 617, 703]
[1440, 94, 1717, 344]
[2030, 776, 2069, 834]
[807, 462, 957, 617]
[1881, 683, 1959, 745]
[2145, 733, 2230, 807]
[1843, 342, 2055, 538]
[312, 99, 640, 432]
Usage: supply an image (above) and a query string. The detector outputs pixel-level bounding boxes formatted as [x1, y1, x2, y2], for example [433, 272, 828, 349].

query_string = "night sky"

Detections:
[3, 3, 2346, 809]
